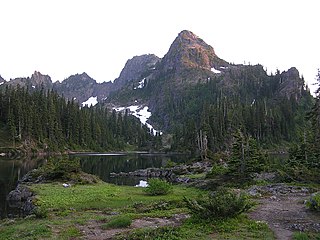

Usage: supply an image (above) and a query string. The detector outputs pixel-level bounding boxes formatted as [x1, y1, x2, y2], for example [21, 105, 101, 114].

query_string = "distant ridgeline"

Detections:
[0, 87, 154, 152]
[0, 30, 314, 152]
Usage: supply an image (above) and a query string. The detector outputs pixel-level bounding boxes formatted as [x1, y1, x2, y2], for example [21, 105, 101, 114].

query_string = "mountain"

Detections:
[53, 72, 112, 104]
[103, 30, 313, 151]
[160, 30, 228, 77]
[0, 75, 4, 86]
[113, 54, 160, 90]
[2, 71, 53, 90]
[0, 30, 314, 151]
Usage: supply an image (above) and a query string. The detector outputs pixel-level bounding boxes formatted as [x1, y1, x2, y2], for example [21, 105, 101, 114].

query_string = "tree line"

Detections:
[150, 66, 314, 152]
[0, 86, 154, 151]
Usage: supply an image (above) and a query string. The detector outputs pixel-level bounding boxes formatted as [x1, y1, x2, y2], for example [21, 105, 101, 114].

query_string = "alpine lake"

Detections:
[0, 152, 190, 218]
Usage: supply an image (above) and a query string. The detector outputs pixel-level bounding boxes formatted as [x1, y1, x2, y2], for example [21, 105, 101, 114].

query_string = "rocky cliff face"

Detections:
[160, 30, 228, 75]
[54, 72, 98, 103]
[3, 71, 53, 89]
[113, 54, 160, 90]
[279, 67, 304, 100]
[0, 75, 5, 85]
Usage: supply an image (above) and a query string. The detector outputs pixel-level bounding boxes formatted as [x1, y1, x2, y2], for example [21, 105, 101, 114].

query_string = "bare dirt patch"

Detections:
[77, 213, 189, 240]
[248, 184, 320, 240]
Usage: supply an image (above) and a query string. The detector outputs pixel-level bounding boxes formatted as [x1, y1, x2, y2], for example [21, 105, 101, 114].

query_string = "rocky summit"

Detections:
[160, 30, 228, 74]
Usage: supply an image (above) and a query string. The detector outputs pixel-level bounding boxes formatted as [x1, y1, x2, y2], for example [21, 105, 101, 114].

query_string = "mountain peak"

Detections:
[160, 30, 227, 75]
[114, 54, 160, 89]
[177, 30, 199, 40]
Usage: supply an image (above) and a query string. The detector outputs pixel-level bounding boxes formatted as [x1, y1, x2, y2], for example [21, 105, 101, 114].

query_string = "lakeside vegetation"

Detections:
[0, 64, 319, 239]
[0, 86, 155, 153]
[0, 180, 276, 240]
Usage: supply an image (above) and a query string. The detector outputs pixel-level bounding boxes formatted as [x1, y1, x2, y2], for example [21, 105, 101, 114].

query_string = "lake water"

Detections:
[0, 153, 288, 218]
[0, 153, 189, 218]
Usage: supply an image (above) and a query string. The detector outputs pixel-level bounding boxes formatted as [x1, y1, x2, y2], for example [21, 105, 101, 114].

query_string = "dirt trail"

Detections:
[77, 214, 189, 240]
[248, 185, 320, 240]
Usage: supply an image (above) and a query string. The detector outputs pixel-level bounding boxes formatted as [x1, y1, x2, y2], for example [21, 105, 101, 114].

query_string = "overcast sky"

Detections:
[0, 0, 319, 92]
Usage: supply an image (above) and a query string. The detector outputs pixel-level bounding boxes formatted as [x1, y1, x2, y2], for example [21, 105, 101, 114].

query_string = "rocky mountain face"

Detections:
[0, 30, 312, 138]
[160, 30, 228, 75]
[278, 67, 304, 100]
[53, 72, 112, 104]
[113, 54, 160, 90]
[2, 71, 53, 90]
[0, 75, 4, 85]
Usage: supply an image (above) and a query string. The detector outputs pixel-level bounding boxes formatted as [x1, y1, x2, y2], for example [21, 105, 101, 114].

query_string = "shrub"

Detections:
[102, 215, 132, 229]
[206, 163, 228, 178]
[33, 206, 48, 218]
[144, 179, 172, 196]
[306, 192, 320, 212]
[184, 188, 252, 220]
[38, 157, 81, 181]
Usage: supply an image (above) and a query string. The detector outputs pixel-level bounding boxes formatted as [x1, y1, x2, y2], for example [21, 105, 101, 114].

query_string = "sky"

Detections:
[0, 0, 319, 92]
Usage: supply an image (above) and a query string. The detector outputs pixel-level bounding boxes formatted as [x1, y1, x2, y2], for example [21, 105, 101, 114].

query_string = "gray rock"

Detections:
[6, 184, 35, 216]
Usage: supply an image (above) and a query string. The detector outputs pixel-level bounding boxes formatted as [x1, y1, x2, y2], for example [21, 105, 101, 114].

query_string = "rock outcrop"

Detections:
[6, 184, 35, 217]
[279, 67, 304, 100]
[113, 54, 160, 90]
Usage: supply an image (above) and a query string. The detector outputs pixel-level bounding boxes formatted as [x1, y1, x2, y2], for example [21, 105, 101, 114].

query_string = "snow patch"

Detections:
[0, 82, 4, 85]
[134, 78, 146, 90]
[220, 66, 228, 69]
[211, 67, 221, 74]
[135, 180, 148, 187]
[113, 105, 162, 136]
[32, 85, 36, 89]
[82, 96, 98, 107]
[251, 99, 256, 106]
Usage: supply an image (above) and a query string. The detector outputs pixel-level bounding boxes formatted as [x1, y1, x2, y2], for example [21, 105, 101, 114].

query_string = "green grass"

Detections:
[293, 232, 320, 240]
[117, 214, 275, 240]
[101, 215, 132, 229]
[0, 219, 51, 240]
[0, 182, 276, 240]
[30, 182, 202, 212]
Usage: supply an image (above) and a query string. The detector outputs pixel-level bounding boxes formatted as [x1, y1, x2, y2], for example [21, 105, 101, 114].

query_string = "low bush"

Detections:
[144, 179, 172, 196]
[306, 192, 320, 212]
[101, 215, 132, 229]
[206, 163, 228, 178]
[184, 188, 252, 220]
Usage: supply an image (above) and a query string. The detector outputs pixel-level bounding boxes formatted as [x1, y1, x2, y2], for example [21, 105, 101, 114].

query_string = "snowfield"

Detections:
[211, 67, 221, 74]
[82, 96, 98, 107]
[113, 105, 162, 136]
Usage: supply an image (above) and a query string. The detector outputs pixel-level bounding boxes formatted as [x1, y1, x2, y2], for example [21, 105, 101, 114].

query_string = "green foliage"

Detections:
[206, 163, 228, 178]
[0, 86, 154, 152]
[101, 215, 132, 229]
[293, 232, 320, 240]
[33, 206, 48, 218]
[306, 192, 320, 212]
[59, 226, 81, 239]
[37, 157, 81, 181]
[30, 182, 201, 212]
[287, 70, 320, 183]
[228, 129, 266, 179]
[144, 178, 173, 196]
[148, 66, 314, 152]
[184, 188, 252, 220]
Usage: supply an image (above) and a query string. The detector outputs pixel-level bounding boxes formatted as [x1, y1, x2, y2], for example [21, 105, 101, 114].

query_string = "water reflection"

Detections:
[75, 153, 188, 186]
[0, 157, 45, 218]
